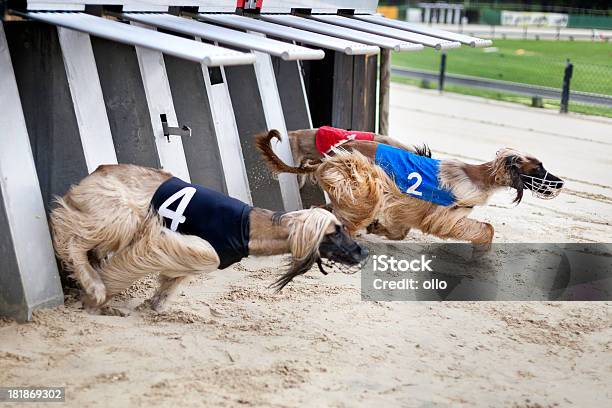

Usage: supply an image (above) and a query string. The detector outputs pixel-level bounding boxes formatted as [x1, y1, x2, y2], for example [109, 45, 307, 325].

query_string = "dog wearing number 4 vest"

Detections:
[50, 164, 368, 312]
[257, 130, 564, 244]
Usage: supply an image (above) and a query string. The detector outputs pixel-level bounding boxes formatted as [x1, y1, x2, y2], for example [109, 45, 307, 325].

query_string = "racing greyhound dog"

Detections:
[50, 164, 368, 312]
[257, 130, 564, 244]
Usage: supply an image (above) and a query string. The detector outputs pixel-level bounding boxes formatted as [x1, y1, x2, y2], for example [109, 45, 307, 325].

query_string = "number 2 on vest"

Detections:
[406, 172, 423, 196]
[158, 187, 196, 231]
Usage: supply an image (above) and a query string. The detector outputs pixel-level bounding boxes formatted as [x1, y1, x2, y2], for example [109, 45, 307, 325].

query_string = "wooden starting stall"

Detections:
[0, 0, 490, 321]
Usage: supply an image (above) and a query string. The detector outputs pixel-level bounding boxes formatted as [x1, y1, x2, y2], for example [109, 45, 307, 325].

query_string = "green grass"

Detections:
[391, 75, 612, 118]
[392, 39, 612, 95]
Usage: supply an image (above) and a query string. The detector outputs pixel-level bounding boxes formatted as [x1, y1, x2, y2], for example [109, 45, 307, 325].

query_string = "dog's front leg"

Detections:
[149, 275, 193, 312]
[366, 220, 410, 241]
[143, 231, 220, 312]
[96, 224, 220, 310]
[443, 217, 494, 245]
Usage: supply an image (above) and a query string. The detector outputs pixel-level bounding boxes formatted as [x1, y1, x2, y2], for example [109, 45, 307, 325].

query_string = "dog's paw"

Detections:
[85, 281, 107, 306]
[148, 294, 169, 313]
[82, 297, 103, 315]
[99, 306, 130, 317]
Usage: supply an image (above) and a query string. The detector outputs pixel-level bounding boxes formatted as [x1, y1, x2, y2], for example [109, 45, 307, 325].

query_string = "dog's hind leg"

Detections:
[366, 220, 410, 240]
[66, 238, 107, 308]
[50, 205, 107, 307]
[50, 196, 146, 309]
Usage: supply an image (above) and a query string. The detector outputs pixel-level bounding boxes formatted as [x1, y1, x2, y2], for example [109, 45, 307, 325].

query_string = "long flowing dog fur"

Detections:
[50, 164, 350, 311]
[257, 130, 558, 244]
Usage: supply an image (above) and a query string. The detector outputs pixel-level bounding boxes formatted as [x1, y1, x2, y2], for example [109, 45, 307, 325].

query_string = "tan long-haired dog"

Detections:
[257, 130, 564, 244]
[50, 164, 367, 312]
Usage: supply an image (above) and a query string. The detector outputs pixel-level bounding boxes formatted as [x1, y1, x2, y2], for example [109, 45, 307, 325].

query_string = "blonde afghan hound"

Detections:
[50, 164, 367, 312]
[257, 130, 564, 244]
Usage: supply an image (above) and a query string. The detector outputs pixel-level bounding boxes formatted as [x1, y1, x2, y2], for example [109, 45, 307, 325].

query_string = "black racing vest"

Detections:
[151, 177, 252, 269]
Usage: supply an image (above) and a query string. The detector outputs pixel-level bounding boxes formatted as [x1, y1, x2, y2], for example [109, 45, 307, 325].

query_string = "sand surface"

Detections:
[1, 85, 611, 407]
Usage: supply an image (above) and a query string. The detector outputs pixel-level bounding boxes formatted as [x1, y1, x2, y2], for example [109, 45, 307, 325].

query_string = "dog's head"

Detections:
[318, 222, 368, 266]
[271, 208, 368, 291]
[495, 148, 564, 203]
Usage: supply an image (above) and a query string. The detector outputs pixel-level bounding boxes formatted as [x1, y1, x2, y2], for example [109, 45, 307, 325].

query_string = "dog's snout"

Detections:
[547, 175, 564, 189]
[544, 171, 563, 183]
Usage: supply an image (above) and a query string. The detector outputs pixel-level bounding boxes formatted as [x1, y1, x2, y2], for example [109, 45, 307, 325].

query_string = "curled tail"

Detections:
[255, 129, 318, 175]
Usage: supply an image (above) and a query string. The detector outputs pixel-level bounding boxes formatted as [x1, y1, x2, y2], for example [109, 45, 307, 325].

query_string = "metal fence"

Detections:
[392, 54, 612, 116]
[458, 25, 612, 42]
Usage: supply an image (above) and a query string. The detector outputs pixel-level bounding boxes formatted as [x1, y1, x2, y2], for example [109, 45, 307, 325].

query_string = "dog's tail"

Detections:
[255, 129, 318, 175]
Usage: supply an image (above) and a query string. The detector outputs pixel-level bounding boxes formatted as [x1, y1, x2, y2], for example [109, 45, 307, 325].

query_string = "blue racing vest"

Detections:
[374, 144, 455, 206]
[151, 177, 252, 269]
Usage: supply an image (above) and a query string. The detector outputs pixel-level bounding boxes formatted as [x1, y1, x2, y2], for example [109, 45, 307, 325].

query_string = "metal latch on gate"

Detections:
[160, 114, 191, 142]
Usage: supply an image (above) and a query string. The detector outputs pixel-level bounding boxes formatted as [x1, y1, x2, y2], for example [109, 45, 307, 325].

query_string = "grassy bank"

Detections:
[392, 39, 612, 94]
[391, 39, 612, 117]
[392, 76, 612, 118]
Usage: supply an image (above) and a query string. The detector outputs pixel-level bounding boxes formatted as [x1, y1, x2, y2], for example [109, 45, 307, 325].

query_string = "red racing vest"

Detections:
[315, 126, 375, 155]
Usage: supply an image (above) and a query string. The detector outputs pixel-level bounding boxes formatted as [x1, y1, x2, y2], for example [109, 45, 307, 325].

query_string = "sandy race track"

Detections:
[1, 85, 611, 407]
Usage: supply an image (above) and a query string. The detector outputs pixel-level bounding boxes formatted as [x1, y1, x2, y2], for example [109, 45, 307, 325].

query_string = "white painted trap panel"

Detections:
[57, 28, 118, 172]
[170, 34, 251, 204]
[205, 75, 253, 205]
[122, 13, 325, 61]
[312, 15, 461, 50]
[259, 0, 378, 14]
[0, 23, 63, 319]
[354, 14, 493, 48]
[130, 21, 190, 181]
[25, 12, 255, 66]
[251, 46, 303, 211]
[26, 0, 237, 12]
[198, 14, 379, 56]
[261, 14, 422, 52]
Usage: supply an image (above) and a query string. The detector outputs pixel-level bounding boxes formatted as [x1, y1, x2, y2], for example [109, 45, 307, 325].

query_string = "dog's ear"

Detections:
[505, 155, 524, 204]
[413, 144, 432, 158]
[270, 251, 318, 292]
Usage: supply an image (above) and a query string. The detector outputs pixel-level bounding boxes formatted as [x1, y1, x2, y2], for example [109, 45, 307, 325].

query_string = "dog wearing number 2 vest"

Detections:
[50, 164, 367, 312]
[257, 130, 564, 244]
